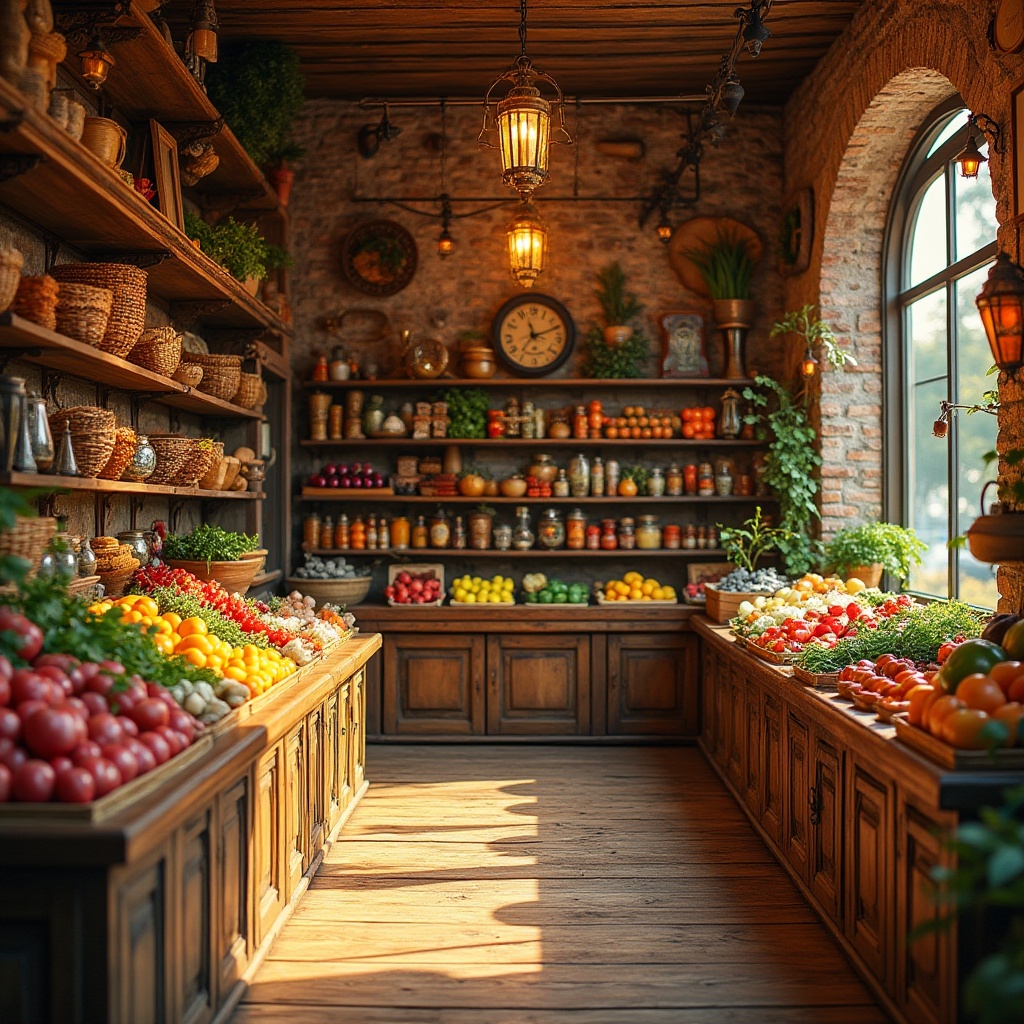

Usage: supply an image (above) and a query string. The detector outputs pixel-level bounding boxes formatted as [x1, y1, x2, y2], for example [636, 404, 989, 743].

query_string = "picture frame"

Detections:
[778, 186, 814, 277]
[149, 118, 184, 231]
[660, 310, 708, 378]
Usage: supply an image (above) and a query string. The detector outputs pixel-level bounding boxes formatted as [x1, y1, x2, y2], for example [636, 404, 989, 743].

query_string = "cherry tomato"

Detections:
[12, 759, 56, 802]
[49, 756, 73, 775]
[167, 708, 195, 743]
[80, 692, 108, 716]
[55, 765, 95, 803]
[71, 740, 102, 765]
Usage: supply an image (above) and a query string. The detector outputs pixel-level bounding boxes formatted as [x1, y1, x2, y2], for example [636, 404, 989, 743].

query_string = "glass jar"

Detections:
[312, 353, 329, 381]
[468, 510, 493, 550]
[512, 506, 535, 550]
[25, 392, 53, 471]
[321, 516, 336, 549]
[666, 465, 683, 496]
[600, 518, 618, 550]
[566, 508, 587, 550]
[617, 517, 636, 550]
[553, 469, 570, 497]
[567, 452, 590, 497]
[493, 524, 513, 551]
[715, 466, 734, 496]
[533, 406, 545, 438]
[329, 403, 343, 439]
[697, 525, 708, 549]
[588, 399, 604, 431]
[335, 514, 350, 550]
[591, 456, 604, 497]
[719, 388, 742, 438]
[521, 400, 535, 439]
[527, 453, 558, 483]
[698, 462, 715, 497]
[391, 516, 410, 550]
[647, 468, 665, 497]
[605, 459, 620, 497]
[706, 525, 719, 550]
[574, 405, 588, 439]
[663, 524, 681, 549]
[77, 537, 97, 577]
[684, 525, 698, 549]
[124, 434, 156, 482]
[117, 530, 152, 568]
[505, 397, 521, 437]
[683, 463, 698, 495]
[585, 523, 601, 550]
[429, 509, 451, 548]
[635, 515, 662, 549]
[363, 394, 385, 435]
[452, 515, 467, 549]
[303, 512, 321, 548]
[412, 515, 429, 548]
[538, 508, 565, 549]
[366, 516, 378, 549]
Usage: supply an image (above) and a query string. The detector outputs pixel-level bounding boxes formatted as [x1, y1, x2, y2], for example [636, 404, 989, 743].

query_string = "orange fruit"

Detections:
[940, 708, 994, 750]
[993, 702, 1024, 747]
[907, 685, 938, 727]
[618, 478, 638, 497]
[989, 661, 1024, 695]
[681, 423, 696, 439]
[182, 648, 207, 669]
[925, 694, 965, 735]
[956, 674, 1007, 714]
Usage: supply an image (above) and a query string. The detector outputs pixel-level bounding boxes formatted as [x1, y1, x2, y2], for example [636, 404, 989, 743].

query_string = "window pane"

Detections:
[926, 109, 970, 157]
[907, 288, 947, 384]
[908, 377, 949, 598]
[908, 175, 948, 288]
[955, 143, 995, 261]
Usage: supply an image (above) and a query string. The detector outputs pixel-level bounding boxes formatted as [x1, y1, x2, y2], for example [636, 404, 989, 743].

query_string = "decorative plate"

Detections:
[342, 220, 418, 296]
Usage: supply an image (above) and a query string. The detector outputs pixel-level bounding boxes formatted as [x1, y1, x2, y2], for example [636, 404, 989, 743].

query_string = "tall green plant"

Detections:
[595, 262, 643, 324]
[825, 522, 927, 584]
[184, 212, 271, 282]
[684, 227, 755, 299]
[771, 304, 857, 370]
[743, 375, 823, 575]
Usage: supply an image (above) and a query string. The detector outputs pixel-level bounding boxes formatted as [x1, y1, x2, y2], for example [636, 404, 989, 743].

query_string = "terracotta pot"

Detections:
[844, 563, 883, 589]
[81, 117, 127, 169]
[603, 325, 633, 346]
[968, 513, 1024, 564]
[461, 346, 497, 379]
[268, 166, 295, 207]
[243, 276, 262, 297]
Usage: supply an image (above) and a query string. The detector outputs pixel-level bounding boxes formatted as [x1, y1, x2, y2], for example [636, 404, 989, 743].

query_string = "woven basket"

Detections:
[198, 456, 229, 491]
[147, 433, 192, 485]
[0, 516, 57, 578]
[54, 282, 113, 347]
[50, 264, 147, 358]
[179, 353, 241, 401]
[12, 275, 59, 329]
[173, 439, 222, 487]
[98, 427, 137, 481]
[231, 371, 263, 409]
[96, 561, 139, 598]
[48, 406, 117, 478]
[172, 364, 203, 387]
[130, 327, 182, 377]
[0, 247, 24, 314]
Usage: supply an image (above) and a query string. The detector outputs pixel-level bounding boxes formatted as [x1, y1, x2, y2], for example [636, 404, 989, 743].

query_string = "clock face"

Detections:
[492, 294, 576, 377]
[995, 0, 1024, 53]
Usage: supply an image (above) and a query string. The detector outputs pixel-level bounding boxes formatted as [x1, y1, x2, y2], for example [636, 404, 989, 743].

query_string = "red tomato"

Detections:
[129, 698, 169, 733]
[33, 653, 79, 674]
[10, 671, 52, 707]
[100, 744, 138, 783]
[0, 744, 27, 772]
[55, 766, 95, 803]
[0, 762, 10, 801]
[0, 707, 20, 742]
[80, 692, 108, 716]
[167, 708, 195, 743]
[49, 755, 73, 774]
[0, 655, 10, 682]
[70, 740, 102, 765]
[155, 726, 185, 756]
[127, 739, 157, 775]
[34, 666, 71, 696]
[78, 757, 122, 797]
[120, 717, 138, 738]
[12, 759, 56, 802]
[0, 609, 43, 662]
[139, 731, 171, 765]
[84, 673, 116, 697]
[86, 713, 124, 748]
[0, 675, 9, 708]
[21, 707, 81, 760]
[16, 699, 49, 724]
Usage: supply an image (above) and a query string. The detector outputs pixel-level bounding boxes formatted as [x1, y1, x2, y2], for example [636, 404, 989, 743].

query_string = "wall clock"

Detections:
[993, 0, 1024, 54]
[492, 294, 576, 377]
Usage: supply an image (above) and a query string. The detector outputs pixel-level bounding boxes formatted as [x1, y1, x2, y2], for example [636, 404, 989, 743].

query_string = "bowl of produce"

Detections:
[289, 552, 373, 607]
[703, 566, 789, 623]
[162, 525, 262, 595]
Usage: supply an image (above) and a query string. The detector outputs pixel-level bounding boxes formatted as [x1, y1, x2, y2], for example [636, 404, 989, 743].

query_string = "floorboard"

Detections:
[234, 745, 888, 1023]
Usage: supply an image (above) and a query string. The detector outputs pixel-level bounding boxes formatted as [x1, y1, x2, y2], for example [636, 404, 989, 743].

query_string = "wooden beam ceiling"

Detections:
[200, 1, 864, 103]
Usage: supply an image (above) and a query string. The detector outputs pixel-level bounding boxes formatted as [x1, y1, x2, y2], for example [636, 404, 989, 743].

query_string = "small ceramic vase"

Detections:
[123, 434, 156, 481]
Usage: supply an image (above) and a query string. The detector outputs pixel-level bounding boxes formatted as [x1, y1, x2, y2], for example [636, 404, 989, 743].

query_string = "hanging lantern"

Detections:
[976, 252, 1024, 370]
[954, 134, 987, 180]
[189, 0, 219, 63]
[479, 0, 571, 199]
[656, 216, 673, 244]
[506, 203, 547, 288]
[438, 226, 454, 259]
[77, 31, 115, 89]
[800, 349, 818, 378]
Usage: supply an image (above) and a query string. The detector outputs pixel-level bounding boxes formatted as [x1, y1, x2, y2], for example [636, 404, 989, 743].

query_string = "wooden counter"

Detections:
[0, 635, 381, 1024]
[694, 618, 1024, 1024]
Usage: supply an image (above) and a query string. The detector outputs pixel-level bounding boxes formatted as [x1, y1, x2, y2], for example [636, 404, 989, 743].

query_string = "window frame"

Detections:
[882, 97, 998, 602]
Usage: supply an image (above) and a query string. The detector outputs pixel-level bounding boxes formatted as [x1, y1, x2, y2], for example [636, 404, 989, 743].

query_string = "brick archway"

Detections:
[817, 68, 957, 539]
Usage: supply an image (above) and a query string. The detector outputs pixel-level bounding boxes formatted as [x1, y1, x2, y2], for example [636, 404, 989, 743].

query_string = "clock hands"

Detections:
[532, 325, 562, 338]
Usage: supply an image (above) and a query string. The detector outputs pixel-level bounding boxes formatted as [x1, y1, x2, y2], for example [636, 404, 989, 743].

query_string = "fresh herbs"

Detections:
[184, 212, 274, 283]
[683, 227, 755, 299]
[825, 522, 928, 586]
[595, 262, 643, 325]
[796, 600, 985, 673]
[437, 387, 489, 438]
[718, 506, 791, 572]
[581, 326, 648, 378]
[162, 524, 259, 565]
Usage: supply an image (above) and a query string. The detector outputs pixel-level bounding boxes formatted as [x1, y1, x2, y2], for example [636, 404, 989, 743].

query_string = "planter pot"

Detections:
[967, 513, 1024, 564]
[844, 563, 883, 589]
[603, 325, 633, 346]
[243, 276, 262, 297]
[268, 166, 295, 207]
[712, 299, 755, 380]
[164, 558, 261, 595]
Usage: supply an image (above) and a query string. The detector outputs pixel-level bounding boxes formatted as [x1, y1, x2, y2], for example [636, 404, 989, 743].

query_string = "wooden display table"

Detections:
[0, 635, 381, 1024]
[694, 618, 1024, 1024]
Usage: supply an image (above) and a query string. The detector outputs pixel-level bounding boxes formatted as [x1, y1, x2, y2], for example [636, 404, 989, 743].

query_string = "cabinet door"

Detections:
[701, 644, 717, 755]
[284, 723, 306, 901]
[352, 669, 366, 792]
[784, 708, 810, 880]
[384, 634, 485, 735]
[306, 702, 326, 860]
[845, 758, 893, 986]
[487, 634, 591, 735]
[607, 633, 698, 735]
[177, 810, 213, 1024]
[742, 674, 760, 813]
[714, 660, 732, 771]
[760, 691, 784, 846]
[809, 730, 842, 923]
[337, 680, 354, 819]
[254, 743, 285, 947]
[114, 852, 169, 1024]
[324, 691, 341, 833]
[726, 664, 745, 789]
[897, 799, 956, 1024]
[216, 775, 250, 1005]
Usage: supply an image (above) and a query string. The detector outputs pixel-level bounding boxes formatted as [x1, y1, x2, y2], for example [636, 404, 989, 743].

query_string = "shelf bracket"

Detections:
[41, 368, 63, 407]
[0, 154, 44, 183]
[164, 119, 224, 147]
[94, 249, 172, 269]
[95, 492, 116, 539]
[169, 498, 190, 534]
[169, 300, 231, 328]
[55, 5, 141, 49]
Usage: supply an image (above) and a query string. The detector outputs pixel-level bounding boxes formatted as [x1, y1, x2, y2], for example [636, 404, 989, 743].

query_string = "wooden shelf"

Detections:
[307, 547, 729, 558]
[303, 377, 756, 390]
[297, 493, 773, 504]
[0, 471, 263, 500]
[301, 437, 764, 448]
[0, 79, 289, 335]
[252, 569, 283, 587]
[0, 314, 263, 419]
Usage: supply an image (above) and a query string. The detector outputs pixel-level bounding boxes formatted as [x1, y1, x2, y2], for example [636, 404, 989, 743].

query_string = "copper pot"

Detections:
[712, 298, 756, 328]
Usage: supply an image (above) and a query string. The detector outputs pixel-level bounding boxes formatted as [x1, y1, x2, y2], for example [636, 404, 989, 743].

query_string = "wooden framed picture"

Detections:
[660, 311, 708, 378]
[778, 186, 814, 277]
[149, 119, 183, 231]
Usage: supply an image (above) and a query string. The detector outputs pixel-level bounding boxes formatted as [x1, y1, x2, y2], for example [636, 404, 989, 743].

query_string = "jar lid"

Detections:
[619, 517, 635, 527]
[637, 515, 658, 525]
[650, 467, 663, 476]
[541, 508, 563, 519]
[567, 508, 587, 518]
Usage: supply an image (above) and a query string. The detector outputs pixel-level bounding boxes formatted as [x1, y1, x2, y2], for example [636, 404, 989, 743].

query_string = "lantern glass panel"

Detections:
[497, 97, 550, 192]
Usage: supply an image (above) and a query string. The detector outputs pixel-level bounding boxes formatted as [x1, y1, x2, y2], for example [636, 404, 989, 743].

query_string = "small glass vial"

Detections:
[412, 515, 429, 548]
[379, 517, 391, 550]
[591, 456, 605, 497]
[513, 506, 535, 550]
[585, 523, 601, 550]
[666, 465, 683, 497]
[366, 515, 378, 550]
[303, 512, 321, 548]
[698, 462, 715, 497]
[574, 405, 588, 439]
[320, 515, 334, 549]
[647, 468, 665, 497]
[453, 515, 467, 549]
[605, 459, 620, 497]
[335, 514, 350, 550]
[521, 400, 536, 439]
[566, 508, 587, 550]
[553, 469, 570, 497]
[617, 517, 636, 550]
[600, 518, 618, 550]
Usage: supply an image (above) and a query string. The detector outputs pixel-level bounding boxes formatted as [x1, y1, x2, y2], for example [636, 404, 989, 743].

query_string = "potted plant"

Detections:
[770, 304, 858, 374]
[684, 227, 757, 378]
[162, 524, 262, 594]
[265, 140, 305, 207]
[824, 522, 927, 588]
[184, 212, 272, 294]
[595, 262, 643, 346]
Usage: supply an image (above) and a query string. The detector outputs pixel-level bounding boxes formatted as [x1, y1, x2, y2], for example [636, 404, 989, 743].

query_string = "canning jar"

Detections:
[566, 508, 587, 550]
[698, 462, 715, 497]
[553, 469, 570, 497]
[538, 508, 566, 549]
[429, 509, 451, 548]
[591, 456, 605, 497]
[666, 465, 683, 496]
[391, 516, 411, 550]
[617, 517, 636, 550]
[636, 515, 662, 549]
[303, 512, 321, 548]
[605, 459, 620, 497]
[493, 524, 513, 550]
[513, 506, 535, 550]
[585, 523, 601, 550]
[663, 524, 681, 549]
[335, 514, 350, 550]
[574, 405, 589, 439]
[600, 518, 618, 550]
[411, 515, 429, 548]
[320, 515, 335, 549]
[647, 468, 665, 497]
[567, 452, 590, 497]
[683, 463, 698, 495]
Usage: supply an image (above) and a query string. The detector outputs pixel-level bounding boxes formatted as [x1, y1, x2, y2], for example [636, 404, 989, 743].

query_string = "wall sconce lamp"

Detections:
[800, 349, 818, 379]
[507, 201, 548, 287]
[479, 0, 572, 199]
[188, 0, 220, 64]
[954, 112, 1003, 179]
[77, 30, 115, 89]
[976, 252, 1024, 370]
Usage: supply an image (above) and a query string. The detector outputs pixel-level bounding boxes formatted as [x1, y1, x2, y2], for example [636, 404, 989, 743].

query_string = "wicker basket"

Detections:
[231, 371, 263, 409]
[172, 439, 222, 487]
[48, 406, 116, 478]
[179, 353, 242, 401]
[50, 263, 147, 358]
[284, 575, 372, 608]
[12, 275, 59, 329]
[0, 246, 24, 314]
[96, 562, 139, 598]
[198, 456, 229, 491]
[98, 427, 137, 481]
[147, 433, 192, 485]
[0, 516, 57, 578]
[54, 282, 113, 347]
[164, 557, 261, 596]
[172, 364, 203, 388]
[129, 327, 182, 377]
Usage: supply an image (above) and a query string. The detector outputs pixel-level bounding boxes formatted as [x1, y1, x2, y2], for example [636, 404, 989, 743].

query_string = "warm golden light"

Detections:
[189, 0, 219, 62]
[954, 135, 986, 180]
[496, 84, 551, 198]
[438, 227, 454, 259]
[976, 253, 1024, 370]
[506, 203, 547, 288]
[77, 34, 115, 89]
[657, 218, 673, 244]
[800, 350, 818, 378]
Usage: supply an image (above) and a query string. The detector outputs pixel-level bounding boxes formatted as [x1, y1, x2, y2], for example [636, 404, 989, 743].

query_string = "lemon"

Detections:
[641, 581, 655, 596]
[462, 592, 477, 603]
[647, 578, 660, 590]
[488, 591, 503, 603]
[492, 575, 504, 586]
[454, 587, 468, 602]
[652, 587, 666, 600]
[629, 587, 643, 600]
[503, 579, 514, 591]
[471, 576, 482, 586]
[501, 593, 514, 603]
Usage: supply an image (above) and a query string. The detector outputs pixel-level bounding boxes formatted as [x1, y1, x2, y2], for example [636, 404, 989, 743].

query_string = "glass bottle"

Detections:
[412, 515, 429, 548]
[335, 513, 350, 550]
[366, 515, 378, 549]
[715, 463, 734, 496]
[77, 537, 97, 577]
[567, 452, 590, 498]
[320, 515, 334, 550]
[303, 512, 321, 548]
[312, 352, 329, 382]
[618, 517, 636, 550]
[719, 388, 743, 439]
[684, 525, 698, 549]
[591, 456, 604, 497]
[585, 523, 601, 550]
[125, 434, 156, 482]
[538, 508, 566, 549]
[605, 458, 620, 497]
[512, 506, 535, 550]
[647, 467, 665, 497]
[553, 469, 570, 497]
[706, 525, 719, 550]
[505, 396, 521, 437]
[533, 405, 545, 439]
[429, 508, 450, 548]
[363, 394, 385, 435]
[452, 515, 467, 549]
[666, 464, 683, 496]
[25, 392, 53, 471]
[573, 404, 588, 439]
[600, 518, 618, 550]
[521, 401, 535, 439]
[350, 515, 367, 550]
[493, 524, 513, 551]
[663, 524, 681, 549]
[566, 508, 587, 550]
[391, 515, 410, 550]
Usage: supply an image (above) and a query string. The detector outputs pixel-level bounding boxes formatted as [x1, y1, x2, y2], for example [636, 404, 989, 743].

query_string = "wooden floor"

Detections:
[234, 746, 888, 1023]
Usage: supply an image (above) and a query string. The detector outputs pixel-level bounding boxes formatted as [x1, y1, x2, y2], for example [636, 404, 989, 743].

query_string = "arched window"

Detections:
[886, 101, 998, 606]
